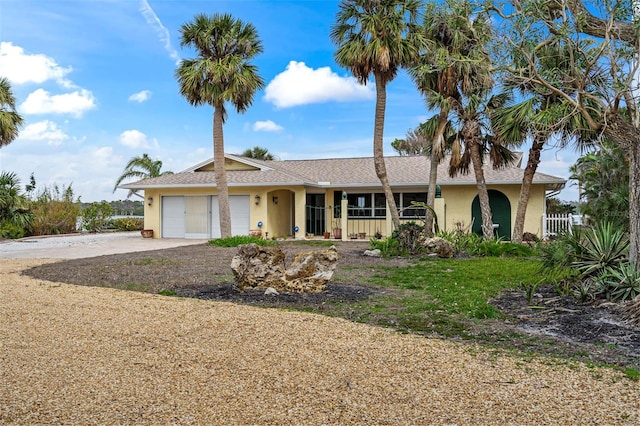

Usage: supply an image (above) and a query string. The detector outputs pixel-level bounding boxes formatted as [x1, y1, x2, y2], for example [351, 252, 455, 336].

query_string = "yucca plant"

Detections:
[597, 263, 640, 302]
[570, 222, 629, 278]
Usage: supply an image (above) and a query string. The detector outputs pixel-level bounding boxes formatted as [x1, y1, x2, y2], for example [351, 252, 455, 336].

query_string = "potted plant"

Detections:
[141, 229, 153, 238]
[323, 231, 331, 239]
[333, 228, 342, 239]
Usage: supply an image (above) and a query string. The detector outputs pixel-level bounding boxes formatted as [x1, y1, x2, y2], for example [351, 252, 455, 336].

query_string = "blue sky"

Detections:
[1, 0, 578, 202]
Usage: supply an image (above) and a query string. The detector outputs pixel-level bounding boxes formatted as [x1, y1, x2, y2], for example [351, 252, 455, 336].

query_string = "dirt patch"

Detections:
[23, 241, 640, 369]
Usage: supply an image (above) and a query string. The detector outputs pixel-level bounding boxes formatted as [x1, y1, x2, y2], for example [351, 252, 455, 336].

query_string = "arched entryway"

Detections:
[471, 190, 511, 240]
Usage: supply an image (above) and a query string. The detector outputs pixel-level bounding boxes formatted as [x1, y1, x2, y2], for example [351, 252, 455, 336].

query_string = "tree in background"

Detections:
[0, 77, 24, 148]
[81, 201, 113, 233]
[240, 146, 275, 160]
[331, 0, 425, 230]
[113, 153, 172, 198]
[570, 141, 629, 230]
[391, 127, 429, 156]
[176, 13, 264, 238]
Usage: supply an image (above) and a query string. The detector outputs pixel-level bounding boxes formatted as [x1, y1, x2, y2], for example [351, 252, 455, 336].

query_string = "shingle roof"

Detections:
[121, 153, 566, 190]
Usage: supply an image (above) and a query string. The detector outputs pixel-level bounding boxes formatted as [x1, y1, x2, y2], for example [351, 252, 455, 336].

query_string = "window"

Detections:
[400, 192, 427, 218]
[374, 193, 386, 217]
[332, 191, 428, 219]
[347, 193, 372, 217]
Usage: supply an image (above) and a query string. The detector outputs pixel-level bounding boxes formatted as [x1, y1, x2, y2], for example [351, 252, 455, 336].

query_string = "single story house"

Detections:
[121, 153, 566, 240]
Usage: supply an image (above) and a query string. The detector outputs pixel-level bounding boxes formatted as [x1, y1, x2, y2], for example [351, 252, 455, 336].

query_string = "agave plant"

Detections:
[570, 222, 629, 278]
[597, 263, 640, 302]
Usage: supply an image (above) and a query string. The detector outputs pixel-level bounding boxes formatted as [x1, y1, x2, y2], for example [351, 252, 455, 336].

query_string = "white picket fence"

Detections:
[543, 214, 581, 239]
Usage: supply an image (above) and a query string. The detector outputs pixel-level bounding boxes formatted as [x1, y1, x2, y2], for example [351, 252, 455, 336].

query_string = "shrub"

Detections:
[111, 217, 144, 231]
[391, 222, 424, 255]
[29, 184, 81, 235]
[571, 222, 629, 278]
[369, 236, 400, 256]
[467, 239, 537, 257]
[0, 221, 26, 239]
[597, 263, 640, 302]
[81, 202, 113, 233]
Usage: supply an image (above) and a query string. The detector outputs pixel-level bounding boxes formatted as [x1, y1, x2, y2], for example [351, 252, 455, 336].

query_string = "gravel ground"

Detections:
[2, 258, 640, 424]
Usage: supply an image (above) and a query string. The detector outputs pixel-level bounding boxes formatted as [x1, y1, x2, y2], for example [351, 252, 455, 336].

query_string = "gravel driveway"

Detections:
[1, 237, 639, 424]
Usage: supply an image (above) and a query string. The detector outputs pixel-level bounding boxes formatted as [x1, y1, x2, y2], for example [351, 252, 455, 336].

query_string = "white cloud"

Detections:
[119, 129, 157, 149]
[253, 120, 283, 132]
[20, 120, 69, 146]
[128, 90, 152, 103]
[139, 0, 180, 64]
[264, 61, 374, 108]
[20, 88, 96, 117]
[0, 42, 73, 87]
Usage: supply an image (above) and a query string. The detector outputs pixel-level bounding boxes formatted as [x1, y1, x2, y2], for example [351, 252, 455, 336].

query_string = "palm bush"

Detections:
[0, 171, 33, 236]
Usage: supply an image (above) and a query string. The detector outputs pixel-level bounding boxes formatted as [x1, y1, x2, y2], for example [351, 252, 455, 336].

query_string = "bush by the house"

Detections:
[110, 217, 144, 231]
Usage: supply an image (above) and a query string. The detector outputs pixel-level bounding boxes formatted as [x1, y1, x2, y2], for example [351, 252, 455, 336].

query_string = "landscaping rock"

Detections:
[230, 244, 286, 290]
[420, 237, 455, 258]
[231, 244, 338, 293]
[364, 249, 381, 257]
[264, 287, 279, 296]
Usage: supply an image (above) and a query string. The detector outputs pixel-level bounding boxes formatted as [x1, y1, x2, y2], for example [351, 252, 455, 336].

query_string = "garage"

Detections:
[161, 195, 250, 239]
[211, 195, 250, 238]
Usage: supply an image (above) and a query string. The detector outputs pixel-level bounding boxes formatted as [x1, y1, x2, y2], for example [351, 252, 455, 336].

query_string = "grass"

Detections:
[368, 257, 540, 319]
[208, 235, 276, 247]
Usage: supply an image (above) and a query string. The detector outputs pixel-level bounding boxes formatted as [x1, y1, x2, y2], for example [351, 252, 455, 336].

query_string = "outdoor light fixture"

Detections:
[147, 196, 153, 206]
[254, 195, 261, 205]
[272, 196, 279, 205]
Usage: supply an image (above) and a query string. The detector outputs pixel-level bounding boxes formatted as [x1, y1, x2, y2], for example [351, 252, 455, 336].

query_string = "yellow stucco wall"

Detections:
[439, 184, 546, 237]
[144, 183, 548, 240]
[143, 185, 307, 240]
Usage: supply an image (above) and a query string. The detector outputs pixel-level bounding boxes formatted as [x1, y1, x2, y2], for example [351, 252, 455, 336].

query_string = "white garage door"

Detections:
[161, 196, 185, 238]
[211, 195, 250, 238]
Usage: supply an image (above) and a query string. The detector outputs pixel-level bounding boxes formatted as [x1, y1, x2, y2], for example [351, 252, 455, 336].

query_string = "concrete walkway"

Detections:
[0, 232, 207, 259]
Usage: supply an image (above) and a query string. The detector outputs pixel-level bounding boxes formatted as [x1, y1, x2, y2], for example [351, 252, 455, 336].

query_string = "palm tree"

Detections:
[241, 146, 275, 160]
[0, 171, 32, 232]
[411, 0, 510, 240]
[176, 14, 264, 238]
[493, 38, 596, 243]
[408, 0, 478, 234]
[331, 0, 425, 230]
[0, 77, 24, 148]
[113, 153, 172, 198]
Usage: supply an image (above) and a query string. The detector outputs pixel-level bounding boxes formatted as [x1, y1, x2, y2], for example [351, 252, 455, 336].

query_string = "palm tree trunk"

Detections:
[213, 106, 232, 238]
[425, 109, 449, 234]
[629, 140, 640, 268]
[602, 113, 640, 269]
[465, 121, 494, 240]
[373, 74, 401, 229]
[512, 135, 545, 243]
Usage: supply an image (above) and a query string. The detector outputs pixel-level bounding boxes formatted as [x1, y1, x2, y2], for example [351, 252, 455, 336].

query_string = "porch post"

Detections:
[341, 195, 348, 242]
[434, 198, 446, 233]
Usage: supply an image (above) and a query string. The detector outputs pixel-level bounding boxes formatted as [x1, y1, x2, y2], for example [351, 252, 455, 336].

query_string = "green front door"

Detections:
[471, 190, 511, 240]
